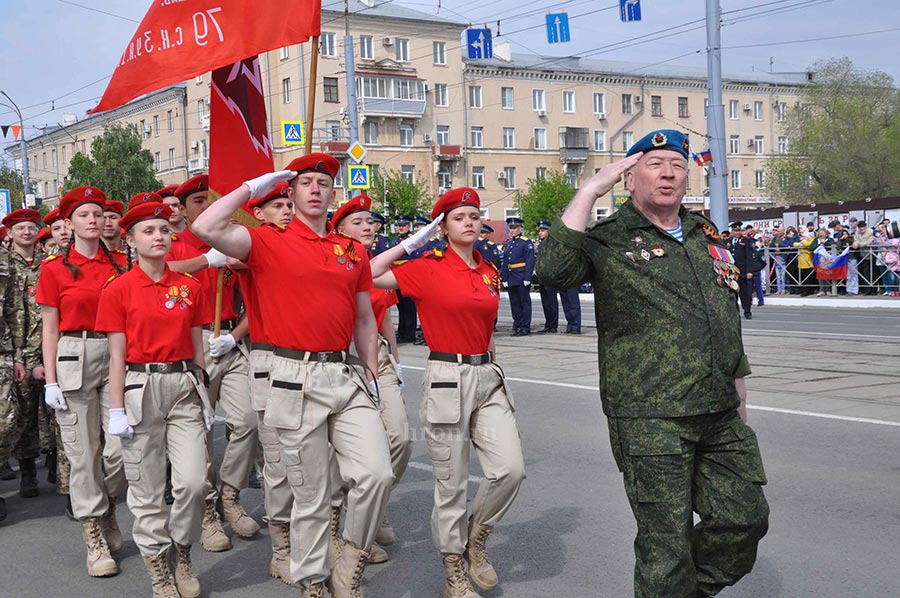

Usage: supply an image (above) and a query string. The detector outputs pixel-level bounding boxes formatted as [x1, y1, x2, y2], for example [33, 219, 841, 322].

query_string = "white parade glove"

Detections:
[108, 408, 133, 439]
[244, 170, 296, 198]
[209, 333, 236, 358]
[524, 280, 531, 286]
[400, 214, 444, 254]
[396, 364, 405, 388]
[203, 248, 228, 268]
[502, 281, 509, 288]
[44, 383, 68, 411]
[202, 405, 215, 432]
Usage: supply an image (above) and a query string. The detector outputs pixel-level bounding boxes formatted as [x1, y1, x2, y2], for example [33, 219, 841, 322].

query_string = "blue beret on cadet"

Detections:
[537, 220, 551, 230]
[481, 223, 494, 234]
[506, 216, 525, 226]
[626, 129, 690, 160]
[371, 212, 386, 225]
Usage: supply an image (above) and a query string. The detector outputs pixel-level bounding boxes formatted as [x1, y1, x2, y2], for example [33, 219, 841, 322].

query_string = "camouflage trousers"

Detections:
[0, 356, 14, 463]
[607, 409, 770, 598]
[9, 374, 42, 461]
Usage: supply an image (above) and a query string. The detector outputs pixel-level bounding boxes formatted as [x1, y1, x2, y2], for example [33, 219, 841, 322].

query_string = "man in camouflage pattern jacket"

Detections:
[536, 129, 769, 598]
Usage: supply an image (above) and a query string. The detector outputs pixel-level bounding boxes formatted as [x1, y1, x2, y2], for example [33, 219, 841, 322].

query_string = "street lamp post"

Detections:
[1, 91, 30, 206]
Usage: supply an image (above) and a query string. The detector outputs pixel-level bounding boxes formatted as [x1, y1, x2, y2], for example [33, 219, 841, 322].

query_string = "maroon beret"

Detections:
[174, 175, 208, 202]
[2, 208, 42, 228]
[59, 186, 106, 219]
[103, 200, 124, 216]
[248, 181, 291, 210]
[156, 184, 179, 198]
[285, 153, 340, 179]
[332, 193, 372, 227]
[120, 202, 172, 232]
[431, 187, 480, 220]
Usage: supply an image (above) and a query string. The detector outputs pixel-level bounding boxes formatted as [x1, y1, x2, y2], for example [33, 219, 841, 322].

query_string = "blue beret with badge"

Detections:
[626, 129, 690, 160]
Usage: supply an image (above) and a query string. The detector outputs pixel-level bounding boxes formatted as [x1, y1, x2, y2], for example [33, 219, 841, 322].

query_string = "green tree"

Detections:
[0, 162, 26, 209]
[520, 170, 576, 233]
[368, 168, 433, 221]
[65, 123, 162, 200]
[767, 57, 900, 205]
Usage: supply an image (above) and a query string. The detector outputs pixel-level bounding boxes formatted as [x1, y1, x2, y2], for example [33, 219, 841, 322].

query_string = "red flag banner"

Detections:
[90, 0, 320, 114]
[208, 56, 274, 200]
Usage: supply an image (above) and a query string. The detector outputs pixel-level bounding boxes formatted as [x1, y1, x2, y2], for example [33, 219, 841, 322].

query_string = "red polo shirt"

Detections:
[167, 226, 239, 324]
[392, 249, 499, 354]
[370, 287, 398, 331]
[246, 219, 372, 351]
[36, 248, 126, 332]
[95, 266, 205, 363]
[237, 269, 268, 344]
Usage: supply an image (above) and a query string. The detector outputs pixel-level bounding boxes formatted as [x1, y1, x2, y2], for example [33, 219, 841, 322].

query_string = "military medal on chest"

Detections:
[707, 244, 739, 290]
[482, 273, 500, 296]
[165, 285, 193, 310]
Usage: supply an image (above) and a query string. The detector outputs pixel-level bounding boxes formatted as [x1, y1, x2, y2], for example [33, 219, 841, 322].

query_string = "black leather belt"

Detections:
[203, 319, 238, 331]
[250, 342, 274, 352]
[61, 331, 106, 339]
[127, 360, 199, 374]
[429, 351, 492, 365]
[273, 348, 347, 363]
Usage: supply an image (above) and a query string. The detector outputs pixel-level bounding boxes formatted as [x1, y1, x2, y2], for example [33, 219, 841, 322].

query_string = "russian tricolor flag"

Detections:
[813, 246, 850, 280]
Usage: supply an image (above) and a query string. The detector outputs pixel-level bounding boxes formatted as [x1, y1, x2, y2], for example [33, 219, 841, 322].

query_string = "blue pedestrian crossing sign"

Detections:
[620, 0, 642, 22]
[466, 28, 493, 60]
[347, 165, 371, 190]
[281, 120, 306, 146]
[546, 13, 571, 44]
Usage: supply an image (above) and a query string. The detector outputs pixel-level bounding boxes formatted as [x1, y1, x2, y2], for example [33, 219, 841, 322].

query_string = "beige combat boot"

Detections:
[172, 542, 201, 598]
[221, 482, 260, 538]
[200, 499, 232, 552]
[328, 540, 369, 598]
[99, 496, 123, 555]
[304, 582, 326, 598]
[374, 513, 395, 546]
[143, 549, 179, 598]
[328, 505, 343, 568]
[465, 520, 498, 590]
[268, 521, 292, 584]
[442, 553, 481, 598]
[367, 543, 388, 564]
[81, 517, 118, 577]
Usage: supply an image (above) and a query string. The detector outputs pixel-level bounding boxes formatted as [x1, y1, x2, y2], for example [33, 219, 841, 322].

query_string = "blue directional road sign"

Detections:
[546, 13, 571, 44]
[466, 28, 493, 60]
[347, 165, 371, 190]
[620, 0, 642, 22]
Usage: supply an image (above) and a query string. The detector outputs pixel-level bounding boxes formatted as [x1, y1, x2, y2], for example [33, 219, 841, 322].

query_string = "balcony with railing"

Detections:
[188, 157, 208, 173]
[356, 75, 426, 119]
[559, 127, 589, 163]
[432, 145, 462, 161]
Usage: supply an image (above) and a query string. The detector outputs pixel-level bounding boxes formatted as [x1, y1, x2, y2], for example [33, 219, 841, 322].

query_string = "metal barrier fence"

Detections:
[759, 246, 900, 296]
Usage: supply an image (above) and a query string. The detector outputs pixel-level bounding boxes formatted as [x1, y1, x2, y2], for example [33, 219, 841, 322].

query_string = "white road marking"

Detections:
[404, 366, 900, 427]
[406, 460, 484, 483]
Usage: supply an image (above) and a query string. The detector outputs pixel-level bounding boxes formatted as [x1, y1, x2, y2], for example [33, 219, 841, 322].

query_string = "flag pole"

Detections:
[305, 36, 319, 154]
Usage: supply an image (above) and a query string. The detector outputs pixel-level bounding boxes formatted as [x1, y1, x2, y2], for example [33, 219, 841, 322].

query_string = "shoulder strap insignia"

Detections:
[425, 249, 444, 259]
[171, 234, 179, 241]
[42, 254, 61, 263]
[182, 272, 195, 280]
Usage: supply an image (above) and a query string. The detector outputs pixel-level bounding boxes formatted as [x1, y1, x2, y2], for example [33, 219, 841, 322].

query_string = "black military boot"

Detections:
[0, 460, 16, 481]
[18, 457, 39, 498]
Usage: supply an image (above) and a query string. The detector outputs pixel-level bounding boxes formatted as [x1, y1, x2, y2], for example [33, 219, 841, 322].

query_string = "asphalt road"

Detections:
[1, 362, 897, 597]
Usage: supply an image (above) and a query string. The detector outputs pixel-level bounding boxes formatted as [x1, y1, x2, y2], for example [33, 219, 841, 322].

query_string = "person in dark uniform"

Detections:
[731, 225, 755, 319]
[537, 129, 768, 598]
[370, 212, 391, 256]
[389, 215, 419, 343]
[474, 224, 501, 269]
[534, 220, 582, 334]
[500, 217, 534, 336]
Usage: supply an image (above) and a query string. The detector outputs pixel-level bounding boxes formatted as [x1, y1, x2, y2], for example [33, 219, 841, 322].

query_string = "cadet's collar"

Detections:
[445, 245, 483, 271]
[133, 264, 179, 287]
[290, 217, 333, 240]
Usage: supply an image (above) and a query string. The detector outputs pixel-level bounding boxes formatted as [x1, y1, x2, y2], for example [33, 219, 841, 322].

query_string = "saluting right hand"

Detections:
[579, 152, 644, 202]
[44, 383, 67, 411]
[243, 170, 297, 198]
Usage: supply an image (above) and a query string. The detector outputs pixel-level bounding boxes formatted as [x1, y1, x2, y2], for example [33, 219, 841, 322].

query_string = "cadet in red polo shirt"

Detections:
[36, 186, 128, 579]
[370, 187, 525, 598]
[331, 193, 411, 561]
[43, 208, 71, 253]
[97, 199, 212, 598]
[165, 175, 259, 550]
[191, 155, 393, 598]
[101, 200, 125, 253]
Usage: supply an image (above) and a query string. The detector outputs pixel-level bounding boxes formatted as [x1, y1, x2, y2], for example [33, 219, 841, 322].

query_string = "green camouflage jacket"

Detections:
[0, 248, 17, 356]
[535, 201, 751, 418]
[8, 249, 44, 366]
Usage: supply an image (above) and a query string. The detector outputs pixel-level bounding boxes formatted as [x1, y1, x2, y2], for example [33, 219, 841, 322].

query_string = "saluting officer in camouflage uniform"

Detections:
[536, 129, 769, 598]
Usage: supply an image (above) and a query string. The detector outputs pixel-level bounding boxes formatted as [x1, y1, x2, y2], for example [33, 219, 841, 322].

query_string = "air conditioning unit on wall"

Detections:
[633, 95, 642, 103]
[383, 37, 394, 46]
[497, 171, 507, 180]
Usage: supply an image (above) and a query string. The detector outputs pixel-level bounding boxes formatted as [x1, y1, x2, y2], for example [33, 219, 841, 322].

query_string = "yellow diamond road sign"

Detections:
[348, 141, 367, 164]
[348, 165, 371, 189]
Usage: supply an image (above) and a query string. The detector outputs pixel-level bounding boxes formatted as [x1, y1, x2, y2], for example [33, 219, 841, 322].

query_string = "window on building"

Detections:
[321, 33, 336, 57]
[472, 166, 485, 188]
[169, 148, 176, 168]
[754, 101, 763, 120]
[729, 99, 738, 119]
[470, 126, 483, 148]
[535, 166, 547, 181]
[592, 92, 606, 115]
[282, 78, 292, 103]
[777, 102, 787, 122]
[730, 135, 740, 154]
[704, 98, 709, 117]
[469, 85, 482, 109]
[501, 87, 514, 110]
[436, 125, 450, 145]
[532, 89, 546, 112]
[280, 46, 289, 60]
[503, 127, 515, 149]
[325, 120, 341, 141]
[360, 35, 373, 60]
[678, 97, 689, 118]
[399, 124, 413, 147]
[396, 38, 410, 62]
[199, 139, 207, 158]
[622, 94, 633, 114]
[565, 165, 579, 188]
[323, 77, 339, 103]
[154, 151, 161, 171]
[778, 136, 788, 154]
[62, 146, 67, 163]
[755, 170, 766, 189]
[563, 90, 576, 113]
[593, 130, 606, 151]
[197, 100, 206, 123]
[42, 152, 47, 168]
[434, 83, 448, 107]
[196, 75, 203, 84]
[534, 128, 547, 150]
[433, 41, 446, 65]
[401, 165, 415, 183]
[651, 95, 662, 116]
[731, 170, 742, 189]
[503, 208, 521, 220]
[167, 110, 174, 132]
[437, 167, 451, 190]
[364, 121, 378, 145]
[502, 167, 516, 189]
[753, 136, 764, 154]
[623, 131, 634, 151]
[153, 115, 160, 136]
